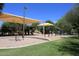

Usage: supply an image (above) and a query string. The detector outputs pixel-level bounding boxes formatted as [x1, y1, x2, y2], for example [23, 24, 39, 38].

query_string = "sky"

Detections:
[0, 3, 74, 26]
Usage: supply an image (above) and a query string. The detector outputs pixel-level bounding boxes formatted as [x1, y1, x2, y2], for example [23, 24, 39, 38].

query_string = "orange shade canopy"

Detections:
[0, 13, 40, 24]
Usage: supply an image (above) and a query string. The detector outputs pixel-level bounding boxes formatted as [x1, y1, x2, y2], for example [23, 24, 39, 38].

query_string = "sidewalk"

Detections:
[0, 34, 62, 49]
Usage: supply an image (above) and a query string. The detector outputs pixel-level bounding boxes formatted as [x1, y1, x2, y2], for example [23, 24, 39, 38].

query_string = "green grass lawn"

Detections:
[0, 36, 79, 56]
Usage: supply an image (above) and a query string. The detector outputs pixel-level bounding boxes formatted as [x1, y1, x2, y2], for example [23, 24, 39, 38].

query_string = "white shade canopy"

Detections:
[38, 23, 54, 26]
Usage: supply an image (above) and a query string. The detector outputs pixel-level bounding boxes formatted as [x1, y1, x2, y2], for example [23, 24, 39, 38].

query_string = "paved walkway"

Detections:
[0, 34, 63, 49]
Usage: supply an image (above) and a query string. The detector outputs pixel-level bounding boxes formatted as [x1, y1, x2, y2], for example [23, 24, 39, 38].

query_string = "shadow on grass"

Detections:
[58, 37, 79, 56]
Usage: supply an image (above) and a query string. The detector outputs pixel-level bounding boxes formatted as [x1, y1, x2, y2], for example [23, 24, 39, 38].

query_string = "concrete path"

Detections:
[0, 34, 63, 49]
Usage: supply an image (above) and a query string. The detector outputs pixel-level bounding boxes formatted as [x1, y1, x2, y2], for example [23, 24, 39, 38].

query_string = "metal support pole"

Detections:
[43, 25, 45, 36]
[22, 6, 27, 39]
[43, 21, 45, 36]
[22, 23, 25, 39]
[15, 24, 18, 41]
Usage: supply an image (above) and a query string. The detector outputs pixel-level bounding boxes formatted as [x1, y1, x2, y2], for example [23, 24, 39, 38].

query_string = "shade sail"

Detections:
[0, 13, 40, 24]
[38, 23, 54, 26]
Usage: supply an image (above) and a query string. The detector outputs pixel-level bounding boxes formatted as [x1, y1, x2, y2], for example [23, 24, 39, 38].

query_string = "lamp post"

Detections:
[22, 6, 27, 39]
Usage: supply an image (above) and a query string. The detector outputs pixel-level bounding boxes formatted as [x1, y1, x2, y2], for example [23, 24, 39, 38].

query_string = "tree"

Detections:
[32, 22, 39, 28]
[32, 22, 40, 32]
[56, 17, 73, 34]
[56, 4, 79, 35]
[1, 22, 22, 35]
[65, 5, 79, 35]
[45, 20, 54, 24]
[0, 3, 4, 14]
